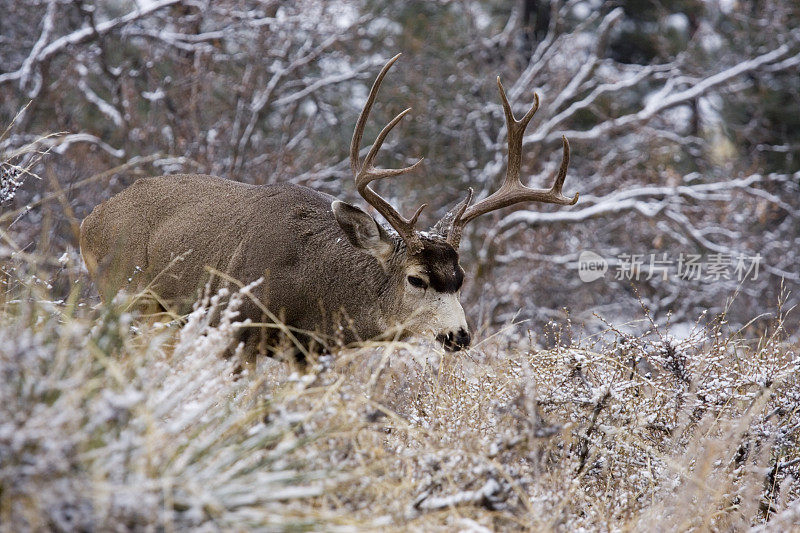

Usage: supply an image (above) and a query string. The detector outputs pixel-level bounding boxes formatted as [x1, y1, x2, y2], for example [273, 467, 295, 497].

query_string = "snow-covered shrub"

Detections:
[0, 286, 333, 531]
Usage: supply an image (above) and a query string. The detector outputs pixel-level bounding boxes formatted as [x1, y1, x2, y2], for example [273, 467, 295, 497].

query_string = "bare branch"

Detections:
[546, 43, 794, 144]
[0, 0, 182, 87]
[494, 172, 800, 232]
[18, 0, 57, 97]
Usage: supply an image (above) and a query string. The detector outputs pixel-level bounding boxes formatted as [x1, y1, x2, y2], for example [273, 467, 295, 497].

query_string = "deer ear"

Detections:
[332, 200, 394, 263]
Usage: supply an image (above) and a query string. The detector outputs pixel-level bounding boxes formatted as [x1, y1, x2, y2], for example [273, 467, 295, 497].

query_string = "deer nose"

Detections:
[436, 328, 471, 352]
[455, 328, 471, 349]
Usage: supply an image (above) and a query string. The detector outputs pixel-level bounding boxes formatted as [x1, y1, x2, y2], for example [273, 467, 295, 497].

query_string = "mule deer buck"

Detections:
[80, 54, 578, 354]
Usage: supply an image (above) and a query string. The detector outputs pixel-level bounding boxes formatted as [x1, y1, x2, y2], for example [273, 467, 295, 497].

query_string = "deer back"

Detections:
[80, 174, 399, 343]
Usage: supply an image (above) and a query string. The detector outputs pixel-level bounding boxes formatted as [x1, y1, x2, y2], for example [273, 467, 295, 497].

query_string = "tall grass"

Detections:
[1, 253, 798, 530]
[0, 277, 350, 530]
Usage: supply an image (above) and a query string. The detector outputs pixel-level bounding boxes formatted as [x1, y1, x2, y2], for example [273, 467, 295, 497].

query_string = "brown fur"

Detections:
[80, 174, 410, 348]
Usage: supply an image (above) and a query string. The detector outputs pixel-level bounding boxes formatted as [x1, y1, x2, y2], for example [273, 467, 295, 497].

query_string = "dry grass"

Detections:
[1, 254, 798, 532]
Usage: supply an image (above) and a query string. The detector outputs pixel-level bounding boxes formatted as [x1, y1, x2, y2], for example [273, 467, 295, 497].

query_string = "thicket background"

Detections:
[2, 0, 799, 338]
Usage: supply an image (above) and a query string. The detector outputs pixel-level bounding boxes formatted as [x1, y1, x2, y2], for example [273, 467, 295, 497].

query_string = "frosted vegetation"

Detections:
[1, 0, 799, 530]
[1, 0, 798, 334]
[2, 273, 797, 530]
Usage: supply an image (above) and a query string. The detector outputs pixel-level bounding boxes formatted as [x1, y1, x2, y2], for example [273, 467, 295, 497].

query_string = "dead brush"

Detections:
[0, 268, 350, 531]
[0, 105, 60, 207]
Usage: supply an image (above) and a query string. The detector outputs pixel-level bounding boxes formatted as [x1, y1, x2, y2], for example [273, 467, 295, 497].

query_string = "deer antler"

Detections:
[351, 54, 425, 254]
[444, 77, 578, 249]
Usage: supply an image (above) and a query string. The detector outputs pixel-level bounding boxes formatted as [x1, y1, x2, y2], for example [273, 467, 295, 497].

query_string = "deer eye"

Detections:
[407, 275, 428, 289]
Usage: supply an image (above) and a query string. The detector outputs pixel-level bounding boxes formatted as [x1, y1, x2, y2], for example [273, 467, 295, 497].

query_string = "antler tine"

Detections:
[497, 77, 539, 135]
[552, 135, 573, 196]
[351, 54, 400, 175]
[441, 187, 473, 248]
[362, 107, 421, 174]
[444, 78, 578, 249]
[350, 54, 426, 254]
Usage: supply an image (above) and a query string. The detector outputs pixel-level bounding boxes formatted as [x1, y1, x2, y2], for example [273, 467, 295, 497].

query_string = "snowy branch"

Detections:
[541, 43, 795, 144]
[39, 133, 125, 159]
[494, 172, 800, 233]
[414, 478, 502, 512]
[17, 0, 56, 96]
[76, 75, 124, 127]
[0, 0, 183, 87]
